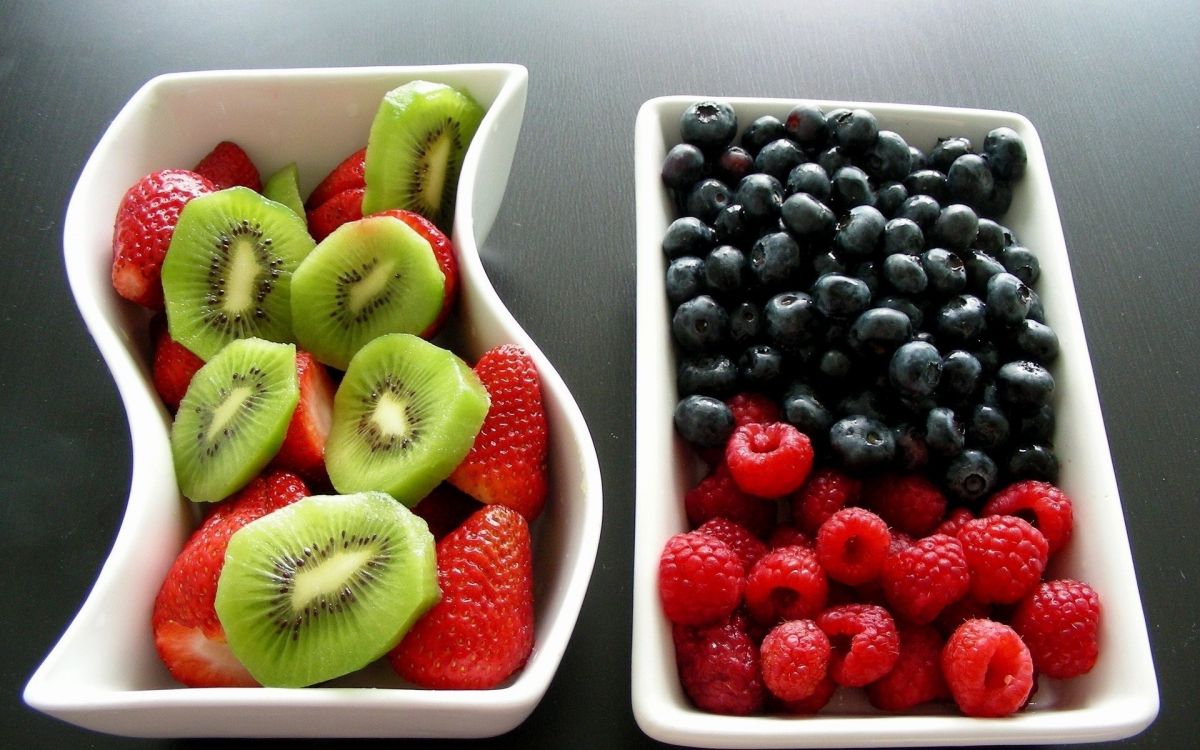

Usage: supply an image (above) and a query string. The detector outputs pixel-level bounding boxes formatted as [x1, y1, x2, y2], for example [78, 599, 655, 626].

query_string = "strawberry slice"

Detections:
[448, 345, 549, 521]
[152, 471, 309, 687]
[150, 314, 204, 411]
[111, 169, 215, 308]
[306, 187, 364, 242]
[272, 350, 335, 483]
[305, 147, 366, 210]
[370, 208, 460, 338]
[388, 505, 534, 688]
[193, 140, 261, 192]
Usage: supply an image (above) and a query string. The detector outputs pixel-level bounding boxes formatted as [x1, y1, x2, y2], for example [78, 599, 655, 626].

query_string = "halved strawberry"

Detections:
[305, 147, 366, 210]
[111, 169, 215, 308]
[152, 471, 309, 687]
[306, 187, 364, 242]
[448, 345, 548, 521]
[272, 351, 335, 483]
[193, 140, 261, 192]
[370, 208, 459, 338]
[150, 314, 204, 411]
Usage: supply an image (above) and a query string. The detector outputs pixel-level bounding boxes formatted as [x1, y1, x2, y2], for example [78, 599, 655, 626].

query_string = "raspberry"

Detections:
[957, 515, 1048, 604]
[775, 674, 837, 714]
[658, 532, 745, 625]
[1011, 579, 1102, 679]
[696, 518, 769, 573]
[673, 613, 765, 715]
[815, 508, 891, 586]
[983, 480, 1074, 557]
[881, 534, 970, 624]
[725, 422, 814, 498]
[745, 545, 829, 625]
[725, 391, 782, 427]
[792, 467, 862, 536]
[816, 604, 900, 687]
[685, 463, 777, 538]
[866, 625, 949, 711]
[942, 618, 1034, 717]
[888, 530, 915, 555]
[935, 594, 993, 638]
[767, 523, 812, 550]
[934, 507, 976, 538]
[759, 619, 830, 701]
[862, 473, 947, 537]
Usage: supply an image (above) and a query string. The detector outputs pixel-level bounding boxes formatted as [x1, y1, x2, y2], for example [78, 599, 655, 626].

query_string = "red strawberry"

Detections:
[448, 345, 549, 521]
[150, 314, 204, 411]
[306, 187, 364, 242]
[388, 505, 534, 689]
[111, 169, 215, 308]
[152, 471, 309, 687]
[193, 140, 261, 191]
[306, 147, 366, 210]
[271, 350, 336, 484]
[370, 208, 460, 338]
[412, 483, 483, 540]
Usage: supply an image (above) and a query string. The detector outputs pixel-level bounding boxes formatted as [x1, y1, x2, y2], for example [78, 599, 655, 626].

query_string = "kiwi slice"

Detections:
[262, 162, 305, 220]
[214, 491, 439, 687]
[161, 186, 315, 360]
[170, 337, 299, 502]
[290, 215, 445, 370]
[360, 80, 485, 230]
[325, 333, 489, 505]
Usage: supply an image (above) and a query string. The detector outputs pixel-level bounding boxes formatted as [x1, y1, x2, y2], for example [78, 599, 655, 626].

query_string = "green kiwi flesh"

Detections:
[161, 186, 315, 361]
[289, 215, 445, 370]
[214, 491, 439, 688]
[325, 333, 489, 505]
[262, 162, 305, 220]
[360, 80, 485, 231]
[170, 337, 299, 502]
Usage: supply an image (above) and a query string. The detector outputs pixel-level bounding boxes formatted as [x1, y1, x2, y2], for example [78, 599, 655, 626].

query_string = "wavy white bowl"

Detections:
[24, 64, 603, 739]
[632, 96, 1158, 747]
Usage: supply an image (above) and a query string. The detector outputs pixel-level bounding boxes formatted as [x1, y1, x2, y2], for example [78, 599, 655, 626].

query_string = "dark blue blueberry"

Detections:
[882, 252, 928, 295]
[874, 181, 908, 217]
[933, 204, 979, 251]
[755, 138, 806, 180]
[973, 341, 1001, 375]
[883, 218, 925, 256]
[812, 250, 846, 278]
[716, 146, 755, 186]
[823, 319, 852, 348]
[921, 249, 967, 296]
[704, 245, 747, 297]
[852, 260, 881, 297]
[783, 383, 833, 438]
[1007, 444, 1060, 482]
[889, 341, 942, 398]
[1000, 245, 1040, 285]
[930, 136, 973, 174]
[819, 348, 854, 382]
[712, 204, 751, 247]
[736, 173, 785, 224]
[964, 250, 1007, 295]
[896, 194, 941, 229]
[1027, 289, 1046, 324]
[940, 347, 981, 396]
[817, 146, 853, 175]
[983, 127, 1027, 181]
[674, 394, 735, 448]
[912, 330, 937, 347]
[838, 390, 889, 422]
[812, 273, 872, 319]
[671, 295, 729, 352]
[830, 415, 896, 471]
[936, 294, 988, 345]
[684, 178, 733, 224]
[785, 103, 830, 147]
[904, 169, 948, 203]
[677, 354, 738, 396]
[976, 180, 1013, 219]
[863, 130, 912, 182]
[764, 292, 821, 348]
[665, 256, 706, 307]
[973, 218, 1009, 254]
[741, 115, 787, 155]
[967, 403, 1010, 450]
[876, 295, 924, 329]
[849, 307, 912, 358]
[749, 232, 802, 288]
[946, 153, 995, 209]
[785, 162, 831, 200]
[661, 143, 706, 191]
[679, 100, 737, 153]
[986, 272, 1032, 326]
[945, 449, 999, 503]
[739, 344, 785, 387]
[909, 146, 929, 171]
[729, 301, 762, 345]
[1008, 319, 1060, 363]
[781, 193, 836, 238]
[926, 406, 965, 458]
[662, 216, 716, 259]
[831, 108, 879, 154]
[831, 166, 876, 209]
[996, 360, 1055, 412]
[835, 205, 886, 257]
[1013, 404, 1056, 443]
[893, 423, 930, 471]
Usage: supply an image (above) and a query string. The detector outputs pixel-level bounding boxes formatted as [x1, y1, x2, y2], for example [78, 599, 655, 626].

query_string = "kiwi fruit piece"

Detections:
[290, 215, 445, 370]
[170, 337, 299, 502]
[325, 333, 489, 505]
[214, 491, 439, 687]
[161, 186, 316, 360]
[360, 80, 485, 230]
[262, 162, 305, 220]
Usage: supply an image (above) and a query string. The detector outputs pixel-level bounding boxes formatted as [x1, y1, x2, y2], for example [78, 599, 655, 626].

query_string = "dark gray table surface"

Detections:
[3, 1, 1197, 748]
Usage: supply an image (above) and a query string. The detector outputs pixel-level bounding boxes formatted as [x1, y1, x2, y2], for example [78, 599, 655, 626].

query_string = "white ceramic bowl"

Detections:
[632, 96, 1158, 747]
[23, 64, 603, 739]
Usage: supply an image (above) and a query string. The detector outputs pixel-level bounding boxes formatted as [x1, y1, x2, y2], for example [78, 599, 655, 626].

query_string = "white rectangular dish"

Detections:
[632, 95, 1158, 748]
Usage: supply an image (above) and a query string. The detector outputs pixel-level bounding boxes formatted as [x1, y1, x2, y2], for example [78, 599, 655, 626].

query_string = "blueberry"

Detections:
[819, 348, 854, 382]
[889, 341, 942, 398]
[926, 406, 965, 458]
[946, 153, 995, 209]
[812, 273, 872, 319]
[964, 250, 1007, 295]
[680, 100, 737, 153]
[882, 252, 928, 295]
[941, 350, 983, 402]
[716, 146, 755, 186]
[930, 136, 973, 173]
[1008, 319, 1060, 363]
[739, 344, 785, 388]
[896, 194, 941, 229]
[830, 415, 896, 471]
[1000, 245, 1040, 285]
[893, 423, 930, 471]
[904, 169, 948, 203]
[785, 162, 831, 200]
[936, 294, 988, 345]
[748, 232, 802, 288]
[838, 390, 890, 422]
[685, 178, 733, 224]
[921, 248, 967, 296]
[849, 307, 912, 358]
[662, 217, 717, 259]
[736, 173, 785, 224]
[852, 260, 881, 297]
[1027, 288, 1046, 324]
[665, 256, 706, 306]
[983, 127, 1027, 181]
[835, 205, 886, 257]
[712, 204, 751, 247]
[674, 394, 735, 448]
[1012, 404, 1056, 443]
[764, 292, 821, 348]
[883, 218, 926, 256]
[671, 294, 729, 352]
[875, 182, 908, 217]
[785, 103, 830, 147]
[831, 166, 876, 209]
[781, 193, 836, 238]
[817, 146, 853, 175]
[729, 301, 763, 345]
[783, 383, 833, 438]
[741, 115, 787, 155]
[863, 130, 912, 182]
[986, 272, 1032, 326]
[944, 449, 999, 503]
[831, 108, 879, 153]
[976, 180, 1013, 219]
[755, 138, 807, 180]
[661, 143, 706, 191]
[996, 360, 1055, 411]
[812, 250, 846, 278]
[973, 341, 1002, 374]
[933, 204, 979, 251]
[1007, 443, 1060, 482]
[967, 403, 1010, 450]
[677, 354, 738, 396]
[876, 295, 924, 329]
[973, 218, 1010, 254]
[704, 245, 747, 297]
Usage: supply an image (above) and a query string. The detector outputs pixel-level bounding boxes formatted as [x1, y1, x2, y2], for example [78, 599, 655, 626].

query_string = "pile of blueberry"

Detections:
[663, 100, 1059, 503]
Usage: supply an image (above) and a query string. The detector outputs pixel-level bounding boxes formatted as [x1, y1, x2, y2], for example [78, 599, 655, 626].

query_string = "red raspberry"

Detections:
[745, 545, 828, 625]
[759, 619, 830, 701]
[983, 480, 1074, 557]
[725, 391, 782, 427]
[888, 530, 915, 555]
[673, 613, 765, 715]
[881, 534, 970, 624]
[767, 523, 812, 550]
[696, 518, 769, 573]
[1011, 579, 1102, 679]
[934, 507, 976, 538]
[815, 508, 891, 586]
[862, 473, 947, 537]
[866, 625, 949, 711]
[792, 467, 862, 536]
[957, 515, 1049, 604]
[658, 532, 744, 625]
[942, 619, 1034, 717]
[816, 604, 900, 687]
[685, 463, 777, 538]
[725, 422, 814, 498]
[775, 674, 837, 714]
[935, 594, 993, 638]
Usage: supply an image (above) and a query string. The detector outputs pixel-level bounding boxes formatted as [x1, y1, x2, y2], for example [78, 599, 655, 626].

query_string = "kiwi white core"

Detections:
[420, 135, 453, 211]
[348, 258, 396, 313]
[291, 548, 374, 611]
[224, 240, 263, 314]
[205, 385, 254, 443]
